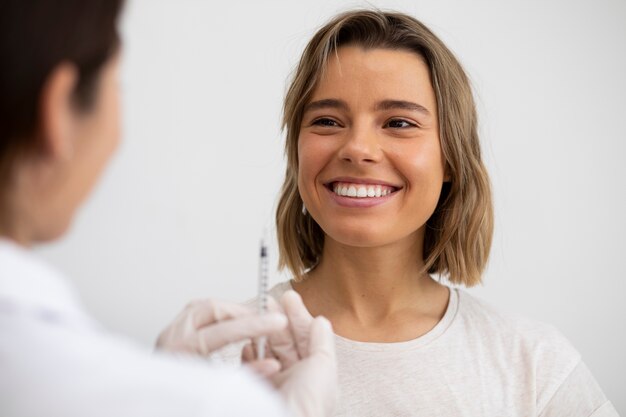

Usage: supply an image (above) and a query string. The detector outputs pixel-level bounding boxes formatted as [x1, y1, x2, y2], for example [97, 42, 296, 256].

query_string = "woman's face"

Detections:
[297, 46, 446, 249]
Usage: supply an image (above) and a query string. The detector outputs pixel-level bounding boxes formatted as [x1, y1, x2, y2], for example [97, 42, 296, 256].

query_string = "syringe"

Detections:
[256, 232, 269, 359]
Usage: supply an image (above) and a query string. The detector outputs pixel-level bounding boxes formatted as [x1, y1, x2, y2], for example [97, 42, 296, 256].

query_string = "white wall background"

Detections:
[37, 0, 625, 411]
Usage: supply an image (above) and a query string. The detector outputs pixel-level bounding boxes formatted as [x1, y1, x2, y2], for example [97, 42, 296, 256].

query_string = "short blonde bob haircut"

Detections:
[276, 10, 493, 287]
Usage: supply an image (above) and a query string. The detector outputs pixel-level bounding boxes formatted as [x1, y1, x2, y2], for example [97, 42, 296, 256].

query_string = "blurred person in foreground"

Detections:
[0, 1, 337, 416]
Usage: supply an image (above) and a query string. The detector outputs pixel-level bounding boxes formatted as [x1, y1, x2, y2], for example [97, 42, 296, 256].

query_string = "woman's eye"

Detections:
[312, 118, 340, 127]
[386, 119, 416, 129]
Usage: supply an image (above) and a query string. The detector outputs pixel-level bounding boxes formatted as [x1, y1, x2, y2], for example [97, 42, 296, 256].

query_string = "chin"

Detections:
[322, 223, 394, 248]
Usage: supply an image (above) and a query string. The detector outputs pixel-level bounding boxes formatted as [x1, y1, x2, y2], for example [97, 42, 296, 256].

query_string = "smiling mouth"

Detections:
[325, 181, 401, 198]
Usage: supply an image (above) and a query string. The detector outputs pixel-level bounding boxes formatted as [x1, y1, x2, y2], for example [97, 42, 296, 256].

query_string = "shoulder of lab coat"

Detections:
[0, 240, 288, 417]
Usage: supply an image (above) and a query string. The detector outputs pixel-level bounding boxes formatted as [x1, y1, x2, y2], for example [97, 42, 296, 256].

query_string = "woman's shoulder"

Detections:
[268, 280, 293, 302]
[454, 289, 617, 416]
[455, 289, 578, 355]
[453, 289, 584, 412]
[239, 281, 293, 307]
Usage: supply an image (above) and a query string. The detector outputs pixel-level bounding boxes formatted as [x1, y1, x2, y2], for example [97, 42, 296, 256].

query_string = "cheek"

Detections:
[103, 83, 122, 153]
[392, 142, 446, 211]
[297, 137, 316, 207]
[297, 134, 329, 189]
[92, 61, 122, 156]
[297, 133, 341, 217]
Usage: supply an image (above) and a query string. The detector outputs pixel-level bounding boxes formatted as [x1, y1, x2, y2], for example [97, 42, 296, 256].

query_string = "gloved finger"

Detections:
[266, 296, 284, 314]
[156, 300, 265, 353]
[266, 290, 314, 367]
[246, 297, 285, 357]
[187, 299, 257, 329]
[245, 359, 282, 379]
[281, 290, 314, 358]
[193, 313, 287, 355]
[242, 341, 278, 363]
[242, 299, 283, 364]
[241, 342, 255, 363]
[308, 316, 339, 414]
[267, 320, 300, 368]
[278, 316, 337, 417]
[269, 315, 333, 388]
[307, 316, 336, 362]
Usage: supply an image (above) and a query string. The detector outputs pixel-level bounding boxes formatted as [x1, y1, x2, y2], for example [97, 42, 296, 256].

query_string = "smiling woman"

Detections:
[278, 13, 492, 289]
[297, 46, 448, 258]
[257, 9, 618, 417]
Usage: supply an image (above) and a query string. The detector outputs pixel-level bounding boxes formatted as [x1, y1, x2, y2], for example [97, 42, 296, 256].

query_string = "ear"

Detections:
[38, 63, 79, 160]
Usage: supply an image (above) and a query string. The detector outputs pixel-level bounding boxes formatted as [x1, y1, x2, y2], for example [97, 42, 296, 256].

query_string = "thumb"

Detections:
[301, 316, 338, 417]
[281, 290, 314, 358]
[307, 316, 336, 361]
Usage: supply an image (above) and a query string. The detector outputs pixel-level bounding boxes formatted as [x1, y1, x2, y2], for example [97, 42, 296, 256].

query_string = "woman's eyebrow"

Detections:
[304, 99, 349, 113]
[375, 100, 431, 116]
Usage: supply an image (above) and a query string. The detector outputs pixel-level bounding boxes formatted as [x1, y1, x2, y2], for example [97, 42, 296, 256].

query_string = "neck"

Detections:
[0, 212, 31, 247]
[0, 199, 34, 247]
[298, 232, 441, 323]
[0, 163, 54, 248]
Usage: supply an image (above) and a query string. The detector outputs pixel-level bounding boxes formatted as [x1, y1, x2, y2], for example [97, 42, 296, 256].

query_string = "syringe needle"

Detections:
[256, 232, 269, 359]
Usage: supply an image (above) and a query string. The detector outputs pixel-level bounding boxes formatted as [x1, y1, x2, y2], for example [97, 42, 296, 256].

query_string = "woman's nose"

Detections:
[337, 127, 383, 165]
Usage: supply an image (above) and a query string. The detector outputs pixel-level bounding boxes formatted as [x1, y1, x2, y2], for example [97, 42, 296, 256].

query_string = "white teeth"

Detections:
[331, 182, 395, 198]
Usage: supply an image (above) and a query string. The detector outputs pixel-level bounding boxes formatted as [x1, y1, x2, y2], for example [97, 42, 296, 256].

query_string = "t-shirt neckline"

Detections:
[285, 280, 460, 352]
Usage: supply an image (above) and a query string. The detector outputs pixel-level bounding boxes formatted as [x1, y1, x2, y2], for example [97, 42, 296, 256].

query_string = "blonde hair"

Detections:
[276, 10, 493, 287]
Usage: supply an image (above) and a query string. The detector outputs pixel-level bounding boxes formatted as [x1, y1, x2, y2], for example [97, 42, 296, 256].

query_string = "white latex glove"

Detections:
[243, 291, 338, 417]
[156, 298, 287, 376]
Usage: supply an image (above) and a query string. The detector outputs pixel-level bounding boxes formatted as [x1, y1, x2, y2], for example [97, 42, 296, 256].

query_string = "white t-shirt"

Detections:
[0, 240, 288, 417]
[218, 281, 618, 417]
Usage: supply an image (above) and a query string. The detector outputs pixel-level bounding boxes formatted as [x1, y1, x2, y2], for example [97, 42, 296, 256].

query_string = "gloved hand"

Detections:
[156, 298, 287, 376]
[243, 291, 338, 417]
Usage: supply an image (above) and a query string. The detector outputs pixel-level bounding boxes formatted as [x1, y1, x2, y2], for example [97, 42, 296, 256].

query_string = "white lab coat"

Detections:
[0, 239, 288, 417]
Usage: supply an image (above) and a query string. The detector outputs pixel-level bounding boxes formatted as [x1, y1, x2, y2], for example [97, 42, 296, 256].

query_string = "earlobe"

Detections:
[39, 63, 79, 160]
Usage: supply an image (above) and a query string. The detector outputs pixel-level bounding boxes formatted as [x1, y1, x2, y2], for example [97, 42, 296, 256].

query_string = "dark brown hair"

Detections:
[276, 10, 493, 287]
[0, 0, 125, 182]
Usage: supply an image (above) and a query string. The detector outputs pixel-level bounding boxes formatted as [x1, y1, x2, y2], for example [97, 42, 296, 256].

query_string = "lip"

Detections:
[322, 177, 402, 208]
[323, 176, 402, 188]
